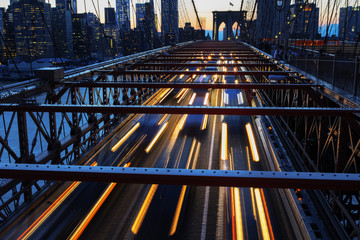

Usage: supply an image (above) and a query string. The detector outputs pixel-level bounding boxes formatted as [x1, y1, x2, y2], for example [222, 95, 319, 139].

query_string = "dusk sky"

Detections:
[0, 0, 353, 30]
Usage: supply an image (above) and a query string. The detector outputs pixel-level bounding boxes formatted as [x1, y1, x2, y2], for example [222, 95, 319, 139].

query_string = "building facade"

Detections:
[10, 0, 54, 59]
[51, 0, 74, 59]
[339, 6, 360, 41]
[104, 7, 118, 57]
[0, 8, 5, 64]
[116, 0, 130, 33]
[161, 0, 178, 45]
[136, 3, 146, 29]
[290, 1, 319, 39]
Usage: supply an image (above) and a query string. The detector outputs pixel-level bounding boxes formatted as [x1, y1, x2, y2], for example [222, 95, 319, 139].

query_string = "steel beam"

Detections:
[129, 63, 276, 67]
[0, 164, 359, 190]
[62, 82, 317, 90]
[159, 54, 260, 58]
[175, 48, 251, 51]
[144, 58, 271, 62]
[111, 70, 293, 76]
[0, 104, 358, 116]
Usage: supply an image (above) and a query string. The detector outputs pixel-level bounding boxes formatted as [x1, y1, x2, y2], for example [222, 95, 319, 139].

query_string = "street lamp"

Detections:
[275, 0, 285, 11]
[274, 0, 285, 47]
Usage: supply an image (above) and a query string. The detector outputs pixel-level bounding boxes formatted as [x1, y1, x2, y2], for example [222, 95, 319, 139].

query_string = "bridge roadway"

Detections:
[2, 65, 297, 239]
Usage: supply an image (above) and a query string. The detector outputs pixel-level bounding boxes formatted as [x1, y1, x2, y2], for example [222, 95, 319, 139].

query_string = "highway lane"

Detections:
[77, 73, 222, 239]
[216, 65, 295, 239]
[79, 66, 295, 239]
[5, 73, 202, 239]
[1, 80, 183, 239]
[3, 60, 296, 240]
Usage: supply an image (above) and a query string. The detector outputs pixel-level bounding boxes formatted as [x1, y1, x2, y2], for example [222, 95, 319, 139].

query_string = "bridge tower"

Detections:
[212, 11, 247, 41]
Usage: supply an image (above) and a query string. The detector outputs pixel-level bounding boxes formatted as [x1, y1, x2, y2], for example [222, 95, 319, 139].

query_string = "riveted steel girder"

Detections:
[0, 164, 359, 190]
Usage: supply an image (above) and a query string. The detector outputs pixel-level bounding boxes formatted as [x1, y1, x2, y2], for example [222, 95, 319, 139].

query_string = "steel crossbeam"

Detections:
[61, 82, 317, 90]
[129, 63, 276, 67]
[0, 164, 359, 190]
[0, 104, 357, 116]
[145, 58, 271, 62]
[159, 54, 261, 58]
[110, 70, 293, 76]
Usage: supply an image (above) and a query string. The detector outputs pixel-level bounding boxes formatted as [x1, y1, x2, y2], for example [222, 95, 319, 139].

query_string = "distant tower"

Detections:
[116, 0, 131, 33]
[105, 7, 116, 25]
[161, 0, 178, 45]
[104, 7, 118, 56]
[136, 1, 157, 50]
[136, 3, 146, 28]
[0, 8, 5, 64]
[339, 6, 360, 41]
[56, 0, 76, 12]
[52, 0, 74, 58]
[290, 2, 319, 39]
[72, 0, 77, 13]
[10, 0, 54, 59]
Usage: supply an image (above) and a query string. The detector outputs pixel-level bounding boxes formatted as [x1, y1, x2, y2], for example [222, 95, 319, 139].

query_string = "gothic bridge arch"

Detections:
[212, 11, 247, 41]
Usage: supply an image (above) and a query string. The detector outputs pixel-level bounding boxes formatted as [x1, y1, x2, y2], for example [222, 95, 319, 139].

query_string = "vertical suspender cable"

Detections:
[191, 0, 202, 31]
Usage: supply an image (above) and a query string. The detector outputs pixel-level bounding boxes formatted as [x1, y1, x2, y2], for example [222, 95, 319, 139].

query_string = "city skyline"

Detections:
[0, 0, 352, 31]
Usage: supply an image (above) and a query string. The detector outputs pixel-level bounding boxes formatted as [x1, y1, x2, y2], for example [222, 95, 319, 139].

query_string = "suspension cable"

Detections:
[191, 0, 202, 30]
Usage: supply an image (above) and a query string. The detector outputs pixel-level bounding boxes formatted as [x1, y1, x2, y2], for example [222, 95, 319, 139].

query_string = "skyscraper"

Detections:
[135, 0, 157, 50]
[136, 3, 146, 28]
[72, 13, 88, 59]
[10, 0, 53, 59]
[0, 8, 5, 64]
[339, 6, 360, 41]
[52, 0, 74, 59]
[55, 0, 76, 12]
[85, 13, 103, 58]
[104, 8, 118, 57]
[161, 0, 178, 45]
[105, 7, 116, 25]
[116, 0, 130, 33]
[290, 2, 319, 39]
[72, 0, 77, 13]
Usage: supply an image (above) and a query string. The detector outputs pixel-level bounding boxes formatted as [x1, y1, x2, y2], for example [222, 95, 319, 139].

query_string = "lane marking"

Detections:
[201, 89, 218, 240]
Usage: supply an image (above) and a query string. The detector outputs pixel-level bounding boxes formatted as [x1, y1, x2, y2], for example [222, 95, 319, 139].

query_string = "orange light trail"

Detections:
[221, 123, 228, 161]
[17, 162, 98, 240]
[157, 114, 168, 126]
[111, 123, 140, 152]
[175, 88, 186, 98]
[203, 92, 210, 106]
[189, 93, 196, 105]
[179, 114, 188, 130]
[245, 123, 259, 162]
[260, 189, 275, 240]
[234, 187, 244, 240]
[69, 182, 118, 240]
[201, 115, 208, 130]
[131, 184, 159, 234]
[177, 89, 189, 103]
[169, 185, 187, 236]
[254, 188, 272, 240]
[145, 122, 168, 153]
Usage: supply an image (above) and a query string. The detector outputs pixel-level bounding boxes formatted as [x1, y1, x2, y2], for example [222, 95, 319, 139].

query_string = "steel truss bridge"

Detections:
[0, 41, 360, 239]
